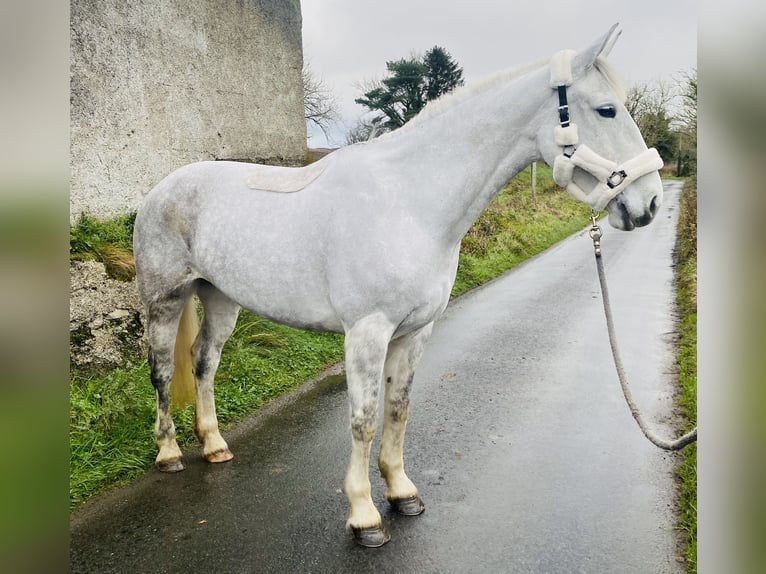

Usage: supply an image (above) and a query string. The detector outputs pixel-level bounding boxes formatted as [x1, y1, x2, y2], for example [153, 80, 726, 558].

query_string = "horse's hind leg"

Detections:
[343, 313, 396, 547]
[146, 293, 190, 472]
[379, 322, 433, 516]
[192, 282, 240, 463]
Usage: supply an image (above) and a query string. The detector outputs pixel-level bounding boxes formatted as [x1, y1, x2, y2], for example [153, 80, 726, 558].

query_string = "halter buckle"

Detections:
[606, 170, 627, 189]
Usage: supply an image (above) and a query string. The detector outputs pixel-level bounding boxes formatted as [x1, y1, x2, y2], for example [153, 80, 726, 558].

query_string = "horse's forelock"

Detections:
[594, 56, 627, 103]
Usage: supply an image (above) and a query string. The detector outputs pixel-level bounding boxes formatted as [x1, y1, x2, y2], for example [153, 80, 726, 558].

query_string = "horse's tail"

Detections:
[171, 298, 199, 408]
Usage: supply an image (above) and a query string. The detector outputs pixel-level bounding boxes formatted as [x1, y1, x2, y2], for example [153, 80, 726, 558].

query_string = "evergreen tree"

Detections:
[424, 46, 464, 101]
[355, 46, 464, 132]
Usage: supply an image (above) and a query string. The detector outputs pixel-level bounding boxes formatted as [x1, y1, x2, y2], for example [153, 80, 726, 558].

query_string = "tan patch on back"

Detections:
[245, 160, 328, 193]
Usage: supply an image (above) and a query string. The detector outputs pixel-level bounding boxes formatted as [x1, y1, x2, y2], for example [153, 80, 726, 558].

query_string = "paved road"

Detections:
[71, 181, 685, 573]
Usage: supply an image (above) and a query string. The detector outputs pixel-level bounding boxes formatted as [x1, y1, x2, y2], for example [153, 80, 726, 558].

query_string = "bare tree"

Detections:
[625, 80, 678, 164]
[674, 69, 697, 175]
[345, 117, 384, 145]
[625, 80, 676, 123]
[675, 69, 697, 135]
[303, 63, 339, 141]
[626, 73, 697, 176]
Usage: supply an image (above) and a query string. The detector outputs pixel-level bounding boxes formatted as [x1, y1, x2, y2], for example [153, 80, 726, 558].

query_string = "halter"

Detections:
[549, 50, 664, 211]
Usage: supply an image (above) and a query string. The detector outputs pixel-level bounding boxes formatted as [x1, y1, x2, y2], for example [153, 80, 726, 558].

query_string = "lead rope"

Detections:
[589, 213, 698, 451]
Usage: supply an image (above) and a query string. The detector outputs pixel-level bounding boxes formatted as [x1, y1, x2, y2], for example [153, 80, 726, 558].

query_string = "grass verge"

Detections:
[674, 177, 698, 572]
[70, 163, 592, 507]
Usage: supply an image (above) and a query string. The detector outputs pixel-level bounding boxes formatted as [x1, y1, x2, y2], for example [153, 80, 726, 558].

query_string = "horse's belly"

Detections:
[241, 294, 344, 334]
[196, 242, 342, 332]
[207, 268, 343, 333]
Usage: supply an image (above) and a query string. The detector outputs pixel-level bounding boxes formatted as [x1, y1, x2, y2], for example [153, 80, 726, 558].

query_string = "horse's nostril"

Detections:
[649, 195, 659, 215]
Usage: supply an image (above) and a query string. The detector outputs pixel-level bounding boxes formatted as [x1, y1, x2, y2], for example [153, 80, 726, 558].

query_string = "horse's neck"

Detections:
[372, 66, 549, 246]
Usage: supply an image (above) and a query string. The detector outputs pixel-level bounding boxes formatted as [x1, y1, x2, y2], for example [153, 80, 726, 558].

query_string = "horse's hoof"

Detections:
[351, 526, 391, 548]
[157, 458, 185, 473]
[205, 449, 234, 464]
[389, 495, 425, 516]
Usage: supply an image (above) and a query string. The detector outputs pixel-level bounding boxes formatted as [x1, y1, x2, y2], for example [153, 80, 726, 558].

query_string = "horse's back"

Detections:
[135, 160, 324, 242]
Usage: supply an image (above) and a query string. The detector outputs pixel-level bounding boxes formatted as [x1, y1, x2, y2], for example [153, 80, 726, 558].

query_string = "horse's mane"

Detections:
[373, 55, 626, 141]
[402, 59, 548, 131]
[375, 59, 547, 141]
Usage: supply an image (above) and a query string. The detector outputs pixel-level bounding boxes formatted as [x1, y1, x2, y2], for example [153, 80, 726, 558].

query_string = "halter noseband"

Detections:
[549, 50, 663, 211]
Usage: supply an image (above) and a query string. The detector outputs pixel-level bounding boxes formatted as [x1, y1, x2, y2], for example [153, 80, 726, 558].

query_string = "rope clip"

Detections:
[589, 211, 603, 256]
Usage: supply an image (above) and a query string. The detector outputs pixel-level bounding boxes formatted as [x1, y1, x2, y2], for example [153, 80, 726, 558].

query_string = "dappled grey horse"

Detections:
[133, 24, 664, 546]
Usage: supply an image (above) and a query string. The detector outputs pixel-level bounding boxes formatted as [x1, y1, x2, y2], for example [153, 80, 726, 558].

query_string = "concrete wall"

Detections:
[70, 0, 305, 222]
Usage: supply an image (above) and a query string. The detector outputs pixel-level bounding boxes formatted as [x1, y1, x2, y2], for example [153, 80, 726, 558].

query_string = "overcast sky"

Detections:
[301, 0, 697, 147]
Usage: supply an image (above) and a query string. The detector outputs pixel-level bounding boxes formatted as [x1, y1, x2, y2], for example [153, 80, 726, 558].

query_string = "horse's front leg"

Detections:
[379, 322, 433, 516]
[343, 313, 396, 547]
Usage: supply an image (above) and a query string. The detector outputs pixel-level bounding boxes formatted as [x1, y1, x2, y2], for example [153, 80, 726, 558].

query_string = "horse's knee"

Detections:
[384, 373, 413, 420]
[350, 405, 378, 443]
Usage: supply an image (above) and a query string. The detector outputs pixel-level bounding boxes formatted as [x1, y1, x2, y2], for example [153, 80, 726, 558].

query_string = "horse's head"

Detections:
[537, 24, 664, 231]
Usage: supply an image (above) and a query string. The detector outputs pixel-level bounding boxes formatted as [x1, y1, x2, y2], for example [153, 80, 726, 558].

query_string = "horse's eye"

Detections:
[597, 105, 617, 118]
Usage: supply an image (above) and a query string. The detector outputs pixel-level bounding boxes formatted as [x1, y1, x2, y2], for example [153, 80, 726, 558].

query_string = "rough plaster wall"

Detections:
[70, 0, 305, 223]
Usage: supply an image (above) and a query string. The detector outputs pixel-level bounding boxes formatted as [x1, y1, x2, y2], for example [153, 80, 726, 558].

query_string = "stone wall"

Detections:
[70, 0, 305, 223]
[70, 261, 146, 368]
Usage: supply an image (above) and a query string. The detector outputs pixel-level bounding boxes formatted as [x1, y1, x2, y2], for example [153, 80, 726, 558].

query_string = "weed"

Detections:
[70, 213, 137, 280]
[674, 177, 697, 573]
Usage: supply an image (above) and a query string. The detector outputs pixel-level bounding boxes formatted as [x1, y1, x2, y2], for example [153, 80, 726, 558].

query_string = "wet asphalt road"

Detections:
[70, 181, 685, 573]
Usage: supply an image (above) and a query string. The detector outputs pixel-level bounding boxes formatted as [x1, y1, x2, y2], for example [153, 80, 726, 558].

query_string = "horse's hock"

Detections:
[70, 261, 146, 368]
[69, 0, 306, 224]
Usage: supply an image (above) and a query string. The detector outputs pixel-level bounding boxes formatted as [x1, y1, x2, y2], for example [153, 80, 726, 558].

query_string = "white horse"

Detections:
[133, 24, 663, 547]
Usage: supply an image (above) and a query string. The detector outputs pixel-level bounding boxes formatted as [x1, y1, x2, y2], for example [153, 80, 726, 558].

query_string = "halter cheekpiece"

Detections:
[549, 50, 663, 211]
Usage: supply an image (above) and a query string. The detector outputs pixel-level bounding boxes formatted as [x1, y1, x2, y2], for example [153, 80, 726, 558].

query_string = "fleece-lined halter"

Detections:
[549, 50, 663, 211]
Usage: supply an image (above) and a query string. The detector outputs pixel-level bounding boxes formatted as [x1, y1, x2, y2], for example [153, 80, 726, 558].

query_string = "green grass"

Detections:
[70, 212, 137, 280]
[69, 316, 344, 506]
[69, 164, 593, 507]
[452, 164, 591, 297]
[674, 177, 697, 572]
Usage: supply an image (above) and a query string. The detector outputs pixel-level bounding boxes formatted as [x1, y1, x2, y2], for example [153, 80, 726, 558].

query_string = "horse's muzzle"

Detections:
[612, 193, 660, 231]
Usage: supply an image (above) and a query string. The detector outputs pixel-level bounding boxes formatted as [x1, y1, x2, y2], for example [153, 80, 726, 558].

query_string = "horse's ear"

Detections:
[600, 24, 622, 58]
[572, 23, 621, 78]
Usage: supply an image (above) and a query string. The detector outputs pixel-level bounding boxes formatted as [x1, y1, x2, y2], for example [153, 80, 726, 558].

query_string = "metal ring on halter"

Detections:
[606, 170, 627, 189]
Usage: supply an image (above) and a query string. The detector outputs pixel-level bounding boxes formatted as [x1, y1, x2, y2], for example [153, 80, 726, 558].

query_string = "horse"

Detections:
[133, 23, 664, 547]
